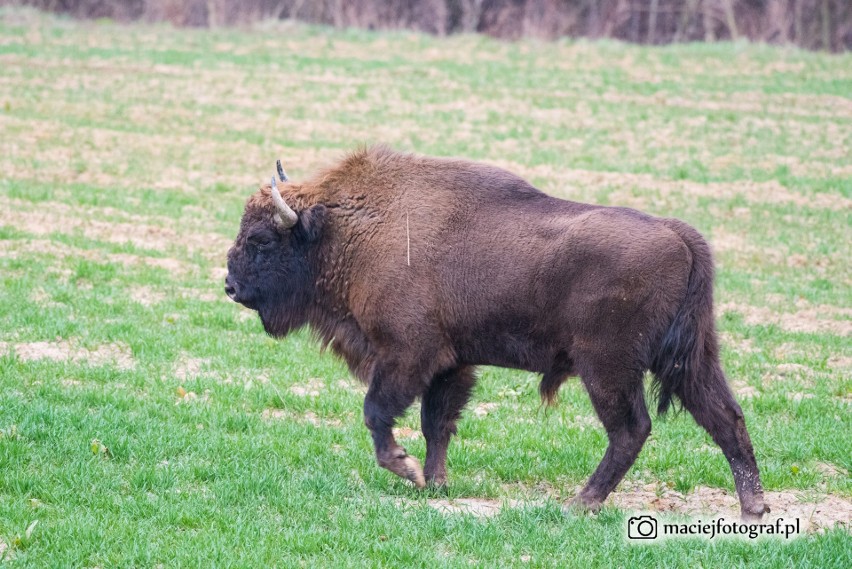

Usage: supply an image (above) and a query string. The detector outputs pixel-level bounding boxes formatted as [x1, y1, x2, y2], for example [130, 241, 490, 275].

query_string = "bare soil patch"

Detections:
[490, 163, 852, 211]
[289, 378, 325, 397]
[173, 354, 210, 381]
[828, 356, 852, 373]
[472, 402, 499, 417]
[391, 485, 850, 532]
[0, 238, 191, 276]
[0, 196, 229, 259]
[130, 286, 167, 306]
[0, 537, 11, 561]
[393, 426, 422, 441]
[130, 285, 224, 306]
[0, 339, 134, 370]
[611, 484, 852, 533]
[717, 302, 852, 336]
[261, 408, 344, 428]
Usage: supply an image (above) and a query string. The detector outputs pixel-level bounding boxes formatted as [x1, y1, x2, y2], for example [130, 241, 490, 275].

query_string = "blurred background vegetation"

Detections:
[3, 0, 850, 51]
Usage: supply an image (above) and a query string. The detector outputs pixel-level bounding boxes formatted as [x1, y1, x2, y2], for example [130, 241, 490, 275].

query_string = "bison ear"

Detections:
[294, 204, 326, 243]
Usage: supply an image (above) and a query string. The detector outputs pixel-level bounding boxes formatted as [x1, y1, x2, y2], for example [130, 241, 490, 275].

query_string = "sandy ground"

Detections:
[392, 485, 851, 533]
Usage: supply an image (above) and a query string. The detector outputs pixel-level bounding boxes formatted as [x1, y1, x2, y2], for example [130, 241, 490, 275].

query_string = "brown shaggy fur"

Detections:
[225, 145, 769, 519]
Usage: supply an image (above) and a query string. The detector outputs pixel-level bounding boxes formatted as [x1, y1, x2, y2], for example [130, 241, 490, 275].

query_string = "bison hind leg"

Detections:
[572, 361, 651, 511]
[676, 360, 769, 520]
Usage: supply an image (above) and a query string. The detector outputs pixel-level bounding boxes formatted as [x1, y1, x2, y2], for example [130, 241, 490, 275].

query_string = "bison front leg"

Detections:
[421, 366, 477, 486]
[363, 370, 426, 488]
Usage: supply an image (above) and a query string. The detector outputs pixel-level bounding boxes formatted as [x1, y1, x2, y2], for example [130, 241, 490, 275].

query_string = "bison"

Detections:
[225, 145, 769, 520]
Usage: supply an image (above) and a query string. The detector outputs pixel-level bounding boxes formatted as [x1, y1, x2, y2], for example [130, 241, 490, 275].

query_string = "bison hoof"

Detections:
[564, 494, 603, 515]
[403, 456, 426, 489]
[741, 502, 771, 522]
[426, 473, 448, 488]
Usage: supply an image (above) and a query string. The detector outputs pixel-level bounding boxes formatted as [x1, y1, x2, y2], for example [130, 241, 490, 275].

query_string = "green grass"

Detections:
[1, 8, 851, 568]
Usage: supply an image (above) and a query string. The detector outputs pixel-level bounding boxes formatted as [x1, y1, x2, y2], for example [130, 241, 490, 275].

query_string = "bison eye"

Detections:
[247, 233, 275, 248]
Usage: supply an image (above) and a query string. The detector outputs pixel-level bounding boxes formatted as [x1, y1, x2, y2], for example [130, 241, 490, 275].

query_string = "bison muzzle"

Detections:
[225, 146, 769, 520]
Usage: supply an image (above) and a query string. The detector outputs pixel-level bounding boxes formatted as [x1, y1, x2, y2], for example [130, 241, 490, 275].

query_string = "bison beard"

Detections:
[225, 145, 770, 520]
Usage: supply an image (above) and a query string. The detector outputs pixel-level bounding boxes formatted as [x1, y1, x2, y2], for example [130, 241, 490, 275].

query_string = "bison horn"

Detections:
[276, 159, 288, 182]
[270, 176, 298, 229]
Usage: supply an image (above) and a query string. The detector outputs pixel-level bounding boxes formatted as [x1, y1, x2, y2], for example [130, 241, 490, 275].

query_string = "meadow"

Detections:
[0, 7, 850, 567]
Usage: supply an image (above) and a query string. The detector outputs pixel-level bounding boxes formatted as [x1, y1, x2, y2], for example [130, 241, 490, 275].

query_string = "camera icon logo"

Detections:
[627, 515, 658, 540]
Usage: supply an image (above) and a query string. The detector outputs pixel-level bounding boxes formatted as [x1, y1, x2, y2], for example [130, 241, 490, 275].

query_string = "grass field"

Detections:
[1, 7, 850, 567]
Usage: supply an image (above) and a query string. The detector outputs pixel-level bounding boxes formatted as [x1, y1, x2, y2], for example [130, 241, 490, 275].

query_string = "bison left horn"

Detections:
[276, 159, 289, 182]
[270, 176, 298, 229]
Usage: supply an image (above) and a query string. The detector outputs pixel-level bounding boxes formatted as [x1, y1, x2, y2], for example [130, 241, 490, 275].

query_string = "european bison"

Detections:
[225, 146, 769, 520]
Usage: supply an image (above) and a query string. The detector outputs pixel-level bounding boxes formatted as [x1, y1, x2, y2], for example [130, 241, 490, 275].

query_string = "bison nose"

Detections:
[224, 275, 238, 300]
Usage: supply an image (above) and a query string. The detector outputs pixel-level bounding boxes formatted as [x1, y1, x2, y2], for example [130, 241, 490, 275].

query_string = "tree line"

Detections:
[8, 0, 851, 51]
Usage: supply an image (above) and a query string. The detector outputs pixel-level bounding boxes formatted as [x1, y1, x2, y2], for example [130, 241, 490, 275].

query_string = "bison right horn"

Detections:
[270, 176, 298, 229]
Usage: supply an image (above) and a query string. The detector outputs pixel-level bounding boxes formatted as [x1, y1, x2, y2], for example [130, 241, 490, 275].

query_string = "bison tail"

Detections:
[651, 221, 719, 416]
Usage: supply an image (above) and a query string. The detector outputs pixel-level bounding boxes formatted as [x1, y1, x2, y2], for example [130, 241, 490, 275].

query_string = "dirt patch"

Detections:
[0, 339, 135, 370]
[0, 537, 12, 561]
[0, 196, 229, 259]
[600, 90, 852, 121]
[719, 332, 757, 354]
[392, 496, 524, 518]
[815, 462, 848, 478]
[393, 426, 422, 440]
[718, 302, 852, 336]
[828, 356, 852, 373]
[472, 402, 499, 417]
[732, 380, 759, 398]
[390, 486, 851, 532]
[173, 354, 209, 380]
[775, 363, 811, 376]
[261, 408, 344, 428]
[28, 287, 56, 307]
[760, 363, 815, 388]
[290, 379, 325, 397]
[611, 483, 852, 533]
[0, 238, 191, 276]
[426, 498, 523, 517]
[335, 379, 366, 393]
[130, 286, 167, 306]
[131, 285, 223, 306]
[492, 163, 852, 211]
[786, 392, 814, 402]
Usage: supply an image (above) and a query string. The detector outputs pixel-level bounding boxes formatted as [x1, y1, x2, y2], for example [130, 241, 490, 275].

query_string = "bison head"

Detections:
[225, 163, 326, 337]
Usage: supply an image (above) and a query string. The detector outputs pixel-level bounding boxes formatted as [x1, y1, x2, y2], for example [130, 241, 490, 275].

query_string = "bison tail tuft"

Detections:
[651, 221, 718, 416]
